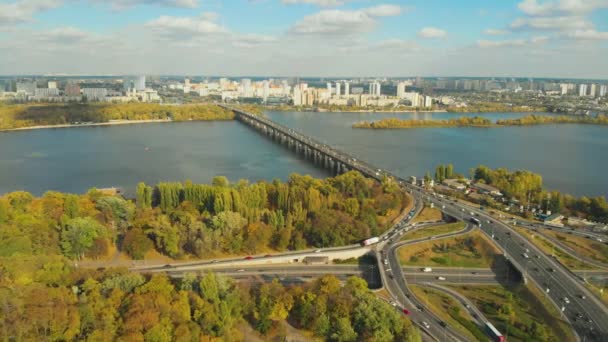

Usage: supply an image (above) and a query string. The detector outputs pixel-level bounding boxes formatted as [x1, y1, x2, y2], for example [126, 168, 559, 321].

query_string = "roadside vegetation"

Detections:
[410, 285, 485, 341]
[513, 227, 596, 270]
[353, 114, 608, 129]
[400, 222, 466, 242]
[542, 230, 608, 265]
[398, 230, 500, 268]
[411, 206, 443, 223]
[448, 284, 576, 342]
[0, 266, 420, 341]
[586, 282, 608, 306]
[0, 103, 234, 130]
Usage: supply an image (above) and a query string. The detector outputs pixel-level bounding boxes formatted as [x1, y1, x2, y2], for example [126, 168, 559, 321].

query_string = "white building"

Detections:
[344, 82, 350, 97]
[397, 82, 406, 98]
[579, 84, 588, 97]
[135, 75, 146, 91]
[600, 85, 607, 97]
[590, 84, 597, 97]
[48, 81, 57, 89]
[335, 82, 341, 97]
[369, 81, 381, 97]
[241, 78, 252, 97]
[82, 88, 108, 101]
[34, 88, 60, 98]
[16, 81, 36, 95]
[326, 82, 332, 96]
[424, 95, 433, 108]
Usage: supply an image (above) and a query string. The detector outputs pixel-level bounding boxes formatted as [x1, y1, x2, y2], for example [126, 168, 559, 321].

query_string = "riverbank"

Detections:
[0, 118, 174, 132]
[353, 114, 608, 129]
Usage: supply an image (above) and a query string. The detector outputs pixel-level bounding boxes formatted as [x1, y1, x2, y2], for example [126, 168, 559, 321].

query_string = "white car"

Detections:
[564, 297, 570, 304]
[422, 321, 431, 329]
[314, 249, 322, 253]
[437, 276, 446, 281]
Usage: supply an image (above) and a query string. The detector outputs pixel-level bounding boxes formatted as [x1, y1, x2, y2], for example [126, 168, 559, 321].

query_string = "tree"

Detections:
[136, 182, 153, 209]
[60, 217, 104, 259]
[123, 228, 154, 259]
[212, 176, 229, 187]
[446, 164, 454, 179]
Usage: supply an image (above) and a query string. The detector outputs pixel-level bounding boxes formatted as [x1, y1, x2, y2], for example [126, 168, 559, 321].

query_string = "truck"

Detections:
[485, 322, 505, 342]
[362, 237, 380, 246]
[422, 267, 432, 272]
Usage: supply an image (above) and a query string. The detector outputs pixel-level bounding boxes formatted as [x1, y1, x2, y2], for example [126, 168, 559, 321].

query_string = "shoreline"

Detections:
[0, 119, 176, 133]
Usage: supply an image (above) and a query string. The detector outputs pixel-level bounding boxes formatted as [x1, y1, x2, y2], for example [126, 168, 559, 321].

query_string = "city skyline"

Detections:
[1, 0, 608, 77]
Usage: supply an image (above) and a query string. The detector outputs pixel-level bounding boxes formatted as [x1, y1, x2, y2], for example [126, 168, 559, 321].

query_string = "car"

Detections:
[244, 256, 254, 260]
[575, 312, 583, 319]
[422, 321, 431, 329]
[439, 321, 447, 328]
[402, 308, 410, 315]
[390, 301, 397, 307]
[163, 264, 172, 268]
[547, 267, 556, 272]
[471, 271, 477, 275]
[314, 249, 322, 253]
[563, 297, 570, 304]
[580, 294, 587, 300]
[437, 276, 446, 281]
[416, 305, 424, 311]
[264, 254, 272, 257]
[237, 269, 245, 272]
[465, 304, 471, 309]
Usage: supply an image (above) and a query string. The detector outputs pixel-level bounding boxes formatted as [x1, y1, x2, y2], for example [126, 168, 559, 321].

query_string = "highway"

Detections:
[409, 185, 608, 341]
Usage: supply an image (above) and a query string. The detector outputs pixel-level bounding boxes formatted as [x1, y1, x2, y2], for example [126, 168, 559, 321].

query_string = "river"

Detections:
[0, 111, 606, 197]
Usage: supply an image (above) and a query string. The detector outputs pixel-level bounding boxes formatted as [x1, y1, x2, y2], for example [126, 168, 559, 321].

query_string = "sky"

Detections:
[0, 0, 607, 78]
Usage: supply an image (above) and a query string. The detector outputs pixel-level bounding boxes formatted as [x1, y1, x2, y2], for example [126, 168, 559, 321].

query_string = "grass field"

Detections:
[401, 222, 466, 241]
[585, 282, 608, 306]
[410, 285, 485, 341]
[448, 284, 576, 342]
[543, 230, 608, 265]
[412, 206, 443, 223]
[398, 229, 501, 268]
[513, 227, 596, 270]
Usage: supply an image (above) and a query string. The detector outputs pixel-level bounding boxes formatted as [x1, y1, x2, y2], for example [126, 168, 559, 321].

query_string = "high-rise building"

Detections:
[368, 81, 381, 96]
[262, 80, 270, 102]
[241, 78, 252, 97]
[578, 84, 588, 97]
[48, 81, 57, 89]
[344, 82, 350, 97]
[135, 75, 146, 91]
[600, 85, 607, 97]
[397, 82, 406, 98]
[327, 82, 332, 96]
[82, 88, 108, 101]
[335, 82, 341, 97]
[590, 84, 597, 97]
[424, 96, 433, 108]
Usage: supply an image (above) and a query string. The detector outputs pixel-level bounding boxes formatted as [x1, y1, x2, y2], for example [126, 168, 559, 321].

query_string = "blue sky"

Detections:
[1, 0, 607, 77]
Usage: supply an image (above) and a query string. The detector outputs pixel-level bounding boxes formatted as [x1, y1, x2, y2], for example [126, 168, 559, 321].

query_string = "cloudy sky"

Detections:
[1, 0, 607, 78]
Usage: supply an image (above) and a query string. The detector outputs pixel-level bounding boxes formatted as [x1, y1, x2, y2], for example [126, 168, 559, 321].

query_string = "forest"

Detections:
[0, 265, 420, 341]
[0, 171, 415, 340]
[0, 103, 234, 130]
[0, 171, 407, 261]
[446, 102, 546, 113]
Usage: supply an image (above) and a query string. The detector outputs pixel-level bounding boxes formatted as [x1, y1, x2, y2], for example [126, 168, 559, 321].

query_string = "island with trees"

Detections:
[353, 114, 608, 129]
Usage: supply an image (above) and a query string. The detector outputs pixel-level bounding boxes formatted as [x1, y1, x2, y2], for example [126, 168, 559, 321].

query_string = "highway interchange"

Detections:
[137, 106, 608, 341]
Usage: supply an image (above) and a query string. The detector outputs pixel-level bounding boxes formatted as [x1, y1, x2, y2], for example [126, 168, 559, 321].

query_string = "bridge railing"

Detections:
[223, 105, 392, 181]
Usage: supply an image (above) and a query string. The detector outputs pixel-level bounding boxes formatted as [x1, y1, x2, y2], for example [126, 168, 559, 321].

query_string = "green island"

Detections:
[448, 284, 576, 342]
[0, 103, 234, 130]
[0, 172, 421, 340]
[353, 114, 608, 129]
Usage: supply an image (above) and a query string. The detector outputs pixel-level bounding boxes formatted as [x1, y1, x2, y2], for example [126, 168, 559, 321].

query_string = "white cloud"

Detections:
[0, 0, 62, 26]
[231, 34, 278, 48]
[484, 29, 509, 36]
[289, 4, 402, 35]
[95, 0, 199, 11]
[518, 0, 608, 17]
[281, 0, 348, 7]
[510, 16, 592, 30]
[477, 35, 550, 48]
[417, 27, 447, 39]
[477, 39, 528, 48]
[145, 12, 227, 39]
[565, 29, 608, 40]
[375, 39, 419, 51]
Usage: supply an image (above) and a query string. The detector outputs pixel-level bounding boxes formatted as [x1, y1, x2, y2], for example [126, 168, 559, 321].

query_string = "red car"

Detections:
[244, 256, 254, 260]
[402, 308, 410, 315]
